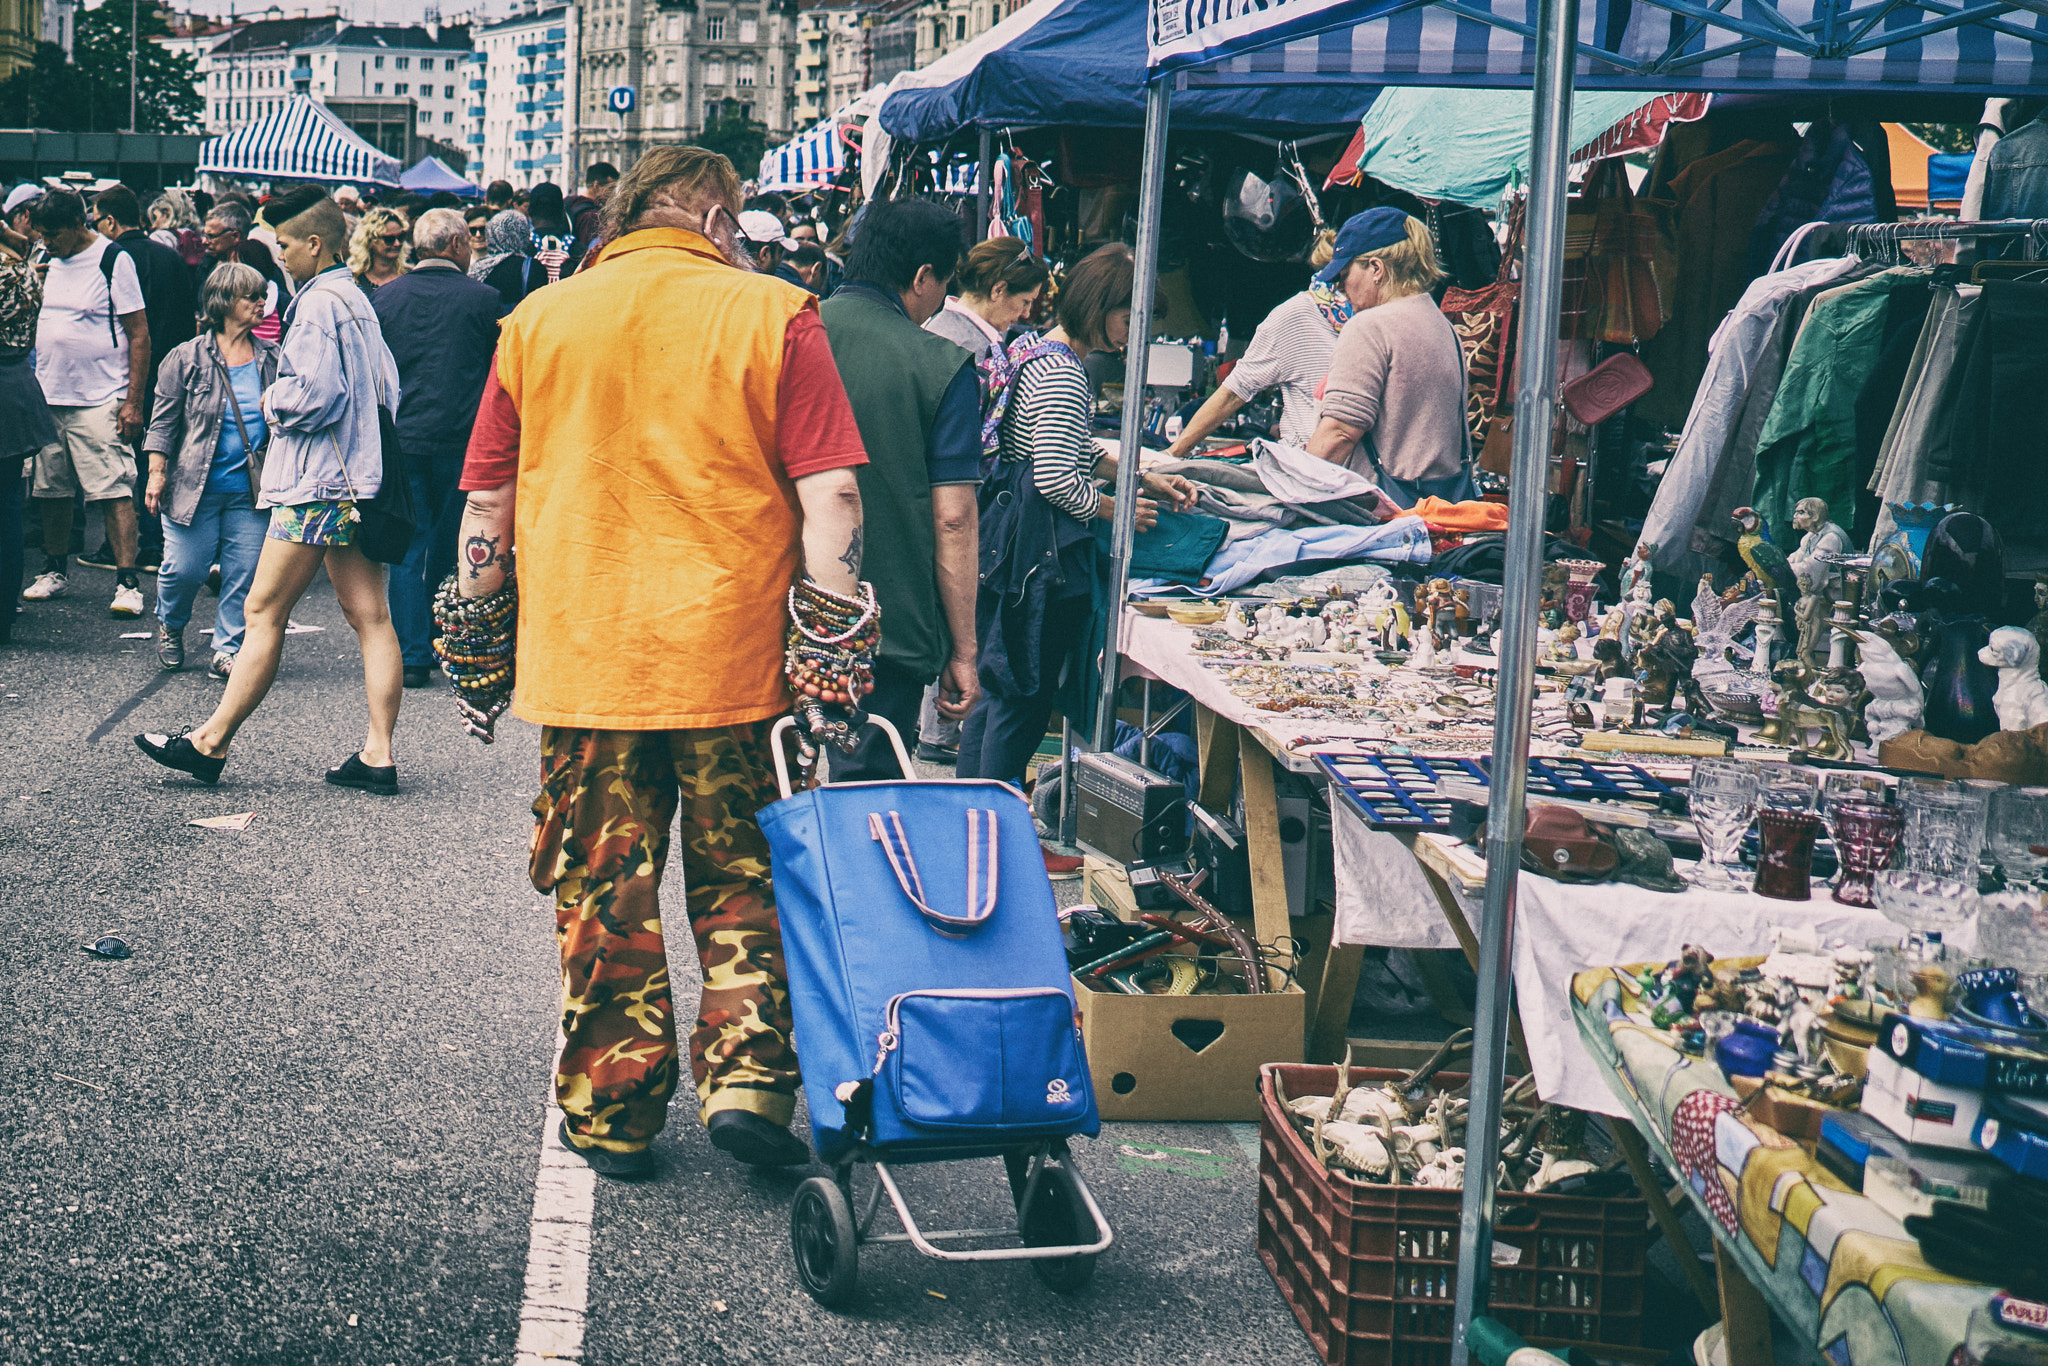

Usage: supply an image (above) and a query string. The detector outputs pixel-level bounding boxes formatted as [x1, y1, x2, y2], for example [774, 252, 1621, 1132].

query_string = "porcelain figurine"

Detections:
[1813, 667, 1871, 743]
[2028, 573, 2048, 682]
[1619, 542, 1655, 608]
[1981, 627, 2048, 732]
[1853, 618, 1926, 744]
[1787, 497, 1852, 595]
[1794, 564, 1830, 675]
[1545, 620, 1582, 663]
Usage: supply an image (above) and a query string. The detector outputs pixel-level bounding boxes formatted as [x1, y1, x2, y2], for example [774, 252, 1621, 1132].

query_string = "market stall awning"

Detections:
[198, 96, 402, 187]
[1151, 0, 2048, 95]
[1325, 88, 1709, 204]
[758, 117, 848, 192]
[879, 0, 1381, 141]
[399, 155, 476, 194]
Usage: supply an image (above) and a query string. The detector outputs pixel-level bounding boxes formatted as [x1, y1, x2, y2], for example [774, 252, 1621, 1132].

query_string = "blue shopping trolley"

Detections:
[759, 716, 1114, 1309]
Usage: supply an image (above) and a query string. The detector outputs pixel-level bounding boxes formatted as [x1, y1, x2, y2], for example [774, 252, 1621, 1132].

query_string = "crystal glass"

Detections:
[1820, 771, 1890, 836]
[1757, 766, 1820, 814]
[1976, 886, 2048, 994]
[1873, 870, 1980, 935]
[1904, 788, 1987, 879]
[1754, 808, 1823, 900]
[1830, 799, 1905, 907]
[1989, 786, 2048, 890]
[1687, 757, 1760, 892]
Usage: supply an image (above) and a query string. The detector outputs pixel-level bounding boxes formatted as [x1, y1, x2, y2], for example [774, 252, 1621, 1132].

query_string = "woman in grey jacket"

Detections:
[144, 263, 279, 678]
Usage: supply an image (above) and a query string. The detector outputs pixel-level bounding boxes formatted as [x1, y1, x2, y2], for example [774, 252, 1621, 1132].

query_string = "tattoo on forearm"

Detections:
[464, 534, 505, 578]
[838, 526, 863, 578]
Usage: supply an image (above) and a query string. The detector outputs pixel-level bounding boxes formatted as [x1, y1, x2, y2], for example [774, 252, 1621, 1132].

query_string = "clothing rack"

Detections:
[1845, 218, 2048, 264]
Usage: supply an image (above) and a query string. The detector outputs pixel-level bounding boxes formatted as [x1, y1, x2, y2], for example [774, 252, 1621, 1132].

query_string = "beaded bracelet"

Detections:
[785, 577, 879, 705]
[432, 573, 517, 740]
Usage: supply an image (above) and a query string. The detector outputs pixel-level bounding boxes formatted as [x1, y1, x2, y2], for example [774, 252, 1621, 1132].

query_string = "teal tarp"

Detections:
[1351, 88, 1664, 207]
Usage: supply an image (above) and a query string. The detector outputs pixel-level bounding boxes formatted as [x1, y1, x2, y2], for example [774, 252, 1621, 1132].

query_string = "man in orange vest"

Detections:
[441, 146, 871, 1180]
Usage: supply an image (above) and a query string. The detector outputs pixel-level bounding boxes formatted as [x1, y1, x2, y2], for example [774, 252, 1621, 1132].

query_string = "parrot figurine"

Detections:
[1731, 506, 1794, 620]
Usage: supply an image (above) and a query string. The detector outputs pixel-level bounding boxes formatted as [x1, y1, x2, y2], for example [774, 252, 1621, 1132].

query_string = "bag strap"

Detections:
[98, 243, 122, 347]
[868, 808, 1000, 938]
[209, 342, 262, 508]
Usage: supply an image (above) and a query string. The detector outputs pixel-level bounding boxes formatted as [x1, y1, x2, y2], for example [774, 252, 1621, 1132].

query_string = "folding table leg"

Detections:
[1611, 1119, 1717, 1317]
[1716, 1240, 1775, 1366]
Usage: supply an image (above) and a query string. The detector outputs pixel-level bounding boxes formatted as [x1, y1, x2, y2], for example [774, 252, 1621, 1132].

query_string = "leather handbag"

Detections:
[1560, 352, 1655, 426]
[1440, 198, 1523, 449]
[1561, 160, 1675, 345]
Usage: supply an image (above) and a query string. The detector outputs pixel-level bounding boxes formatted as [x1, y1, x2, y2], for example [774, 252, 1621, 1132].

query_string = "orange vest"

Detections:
[496, 227, 815, 730]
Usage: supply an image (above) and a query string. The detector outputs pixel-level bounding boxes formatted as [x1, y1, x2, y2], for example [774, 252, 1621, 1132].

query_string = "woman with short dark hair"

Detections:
[142, 262, 279, 677]
[956, 244, 1193, 830]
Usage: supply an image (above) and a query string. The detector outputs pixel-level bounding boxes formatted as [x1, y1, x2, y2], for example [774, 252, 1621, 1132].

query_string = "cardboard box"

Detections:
[1864, 1050, 1985, 1151]
[1075, 960, 1304, 1122]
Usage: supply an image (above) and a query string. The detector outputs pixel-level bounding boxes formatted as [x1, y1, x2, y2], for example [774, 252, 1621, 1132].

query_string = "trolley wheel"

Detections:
[791, 1176, 859, 1308]
[1020, 1162, 1098, 1294]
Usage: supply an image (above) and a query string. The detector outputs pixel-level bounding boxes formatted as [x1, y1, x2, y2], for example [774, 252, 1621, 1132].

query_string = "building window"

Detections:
[443, 110, 453, 122]
[666, 15, 680, 40]
[374, 82, 384, 93]
[395, 82, 408, 94]
[447, 57, 459, 71]
[705, 15, 724, 39]
[374, 55, 384, 68]
[739, 15, 758, 41]
[705, 100, 718, 123]
[396, 56, 409, 69]
[662, 99, 677, 128]
[419, 111, 430, 124]
[705, 58, 725, 84]
[955, 14, 967, 38]
[444, 84, 454, 97]
[737, 59, 755, 86]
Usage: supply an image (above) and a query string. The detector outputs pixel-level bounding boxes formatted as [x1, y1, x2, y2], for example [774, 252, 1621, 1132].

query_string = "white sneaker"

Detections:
[208, 651, 234, 681]
[110, 584, 145, 618]
[21, 571, 67, 601]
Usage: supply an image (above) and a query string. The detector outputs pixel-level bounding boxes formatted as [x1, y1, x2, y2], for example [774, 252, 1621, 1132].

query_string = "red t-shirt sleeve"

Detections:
[778, 307, 869, 479]
[459, 355, 521, 491]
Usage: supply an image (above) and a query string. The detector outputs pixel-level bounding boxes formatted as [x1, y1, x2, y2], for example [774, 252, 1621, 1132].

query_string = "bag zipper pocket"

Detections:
[871, 986, 1072, 1075]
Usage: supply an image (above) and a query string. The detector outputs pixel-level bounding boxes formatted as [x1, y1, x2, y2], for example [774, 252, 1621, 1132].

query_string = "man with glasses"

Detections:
[19, 188, 150, 616]
[90, 184, 196, 575]
[202, 201, 288, 342]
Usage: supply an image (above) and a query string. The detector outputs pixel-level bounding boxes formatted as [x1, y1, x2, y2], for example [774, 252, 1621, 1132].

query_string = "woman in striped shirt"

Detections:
[958, 243, 1194, 813]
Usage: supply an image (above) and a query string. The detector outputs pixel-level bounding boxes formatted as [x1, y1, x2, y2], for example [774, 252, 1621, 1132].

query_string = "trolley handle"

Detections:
[770, 713, 917, 800]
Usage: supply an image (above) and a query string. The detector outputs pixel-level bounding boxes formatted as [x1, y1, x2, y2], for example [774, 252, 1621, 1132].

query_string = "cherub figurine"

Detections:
[1545, 619, 1582, 663]
[1813, 667, 1871, 742]
[1788, 497, 1852, 596]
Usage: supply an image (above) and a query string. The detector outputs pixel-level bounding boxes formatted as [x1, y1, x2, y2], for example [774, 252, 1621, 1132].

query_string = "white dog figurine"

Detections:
[1981, 626, 2048, 732]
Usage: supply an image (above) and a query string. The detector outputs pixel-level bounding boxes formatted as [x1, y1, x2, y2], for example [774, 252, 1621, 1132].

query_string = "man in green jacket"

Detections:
[817, 199, 982, 780]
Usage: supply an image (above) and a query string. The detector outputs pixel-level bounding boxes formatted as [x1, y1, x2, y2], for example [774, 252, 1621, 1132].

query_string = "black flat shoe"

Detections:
[707, 1109, 808, 1167]
[135, 728, 226, 785]
[402, 665, 432, 688]
[325, 753, 398, 795]
[558, 1119, 656, 1180]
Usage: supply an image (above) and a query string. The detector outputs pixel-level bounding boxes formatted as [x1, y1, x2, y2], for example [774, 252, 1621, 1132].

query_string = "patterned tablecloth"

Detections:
[1570, 961, 1995, 1366]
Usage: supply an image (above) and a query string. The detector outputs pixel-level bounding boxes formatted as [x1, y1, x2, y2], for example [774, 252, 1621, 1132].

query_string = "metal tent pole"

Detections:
[1093, 78, 1171, 749]
[976, 128, 994, 240]
[1448, 0, 1579, 1356]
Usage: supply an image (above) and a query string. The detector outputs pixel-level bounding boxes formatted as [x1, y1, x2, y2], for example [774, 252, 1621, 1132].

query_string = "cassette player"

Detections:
[1073, 751, 1186, 866]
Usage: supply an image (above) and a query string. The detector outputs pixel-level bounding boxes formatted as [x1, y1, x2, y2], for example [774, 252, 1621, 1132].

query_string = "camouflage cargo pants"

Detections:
[530, 723, 798, 1154]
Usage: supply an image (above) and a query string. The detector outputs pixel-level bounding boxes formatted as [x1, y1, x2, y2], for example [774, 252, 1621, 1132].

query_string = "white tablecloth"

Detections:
[1330, 800, 1898, 1116]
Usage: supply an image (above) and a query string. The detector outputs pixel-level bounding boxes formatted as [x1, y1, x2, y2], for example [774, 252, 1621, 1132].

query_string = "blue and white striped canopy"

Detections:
[198, 96, 402, 188]
[1152, 0, 2048, 95]
[758, 119, 846, 193]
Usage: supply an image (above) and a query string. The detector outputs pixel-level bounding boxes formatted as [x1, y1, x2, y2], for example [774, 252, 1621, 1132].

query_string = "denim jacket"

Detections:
[1983, 118, 2048, 222]
[143, 332, 282, 526]
[260, 267, 402, 508]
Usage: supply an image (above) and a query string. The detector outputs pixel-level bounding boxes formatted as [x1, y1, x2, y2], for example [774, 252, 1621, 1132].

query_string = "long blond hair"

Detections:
[348, 207, 411, 279]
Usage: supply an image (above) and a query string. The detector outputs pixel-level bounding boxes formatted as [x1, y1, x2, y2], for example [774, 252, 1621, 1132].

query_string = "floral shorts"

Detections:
[267, 499, 358, 546]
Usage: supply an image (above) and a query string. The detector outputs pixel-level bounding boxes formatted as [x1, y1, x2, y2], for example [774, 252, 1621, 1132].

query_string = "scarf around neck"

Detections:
[1307, 278, 1355, 334]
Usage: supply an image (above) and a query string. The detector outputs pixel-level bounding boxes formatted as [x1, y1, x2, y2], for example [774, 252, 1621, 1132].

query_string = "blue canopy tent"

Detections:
[1101, 4, 2048, 1360]
[875, 0, 1383, 141]
[197, 96, 401, 188]
[400, 156, 479, 196]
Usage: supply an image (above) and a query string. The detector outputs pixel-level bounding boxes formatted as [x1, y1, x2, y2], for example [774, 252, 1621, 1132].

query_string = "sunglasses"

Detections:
[377, 234, 405, 246]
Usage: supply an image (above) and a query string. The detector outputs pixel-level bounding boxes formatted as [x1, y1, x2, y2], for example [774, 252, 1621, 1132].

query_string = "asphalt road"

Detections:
[0, 563, 1307, 1366]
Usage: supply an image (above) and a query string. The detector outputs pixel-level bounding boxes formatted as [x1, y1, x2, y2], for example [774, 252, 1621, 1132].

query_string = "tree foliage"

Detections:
[0, 3, 203, 133]
[692, 111, 768, 174]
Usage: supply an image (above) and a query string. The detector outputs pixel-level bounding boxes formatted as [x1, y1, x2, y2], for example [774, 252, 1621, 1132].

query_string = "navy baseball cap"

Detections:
[1314, 207, 1415, 284]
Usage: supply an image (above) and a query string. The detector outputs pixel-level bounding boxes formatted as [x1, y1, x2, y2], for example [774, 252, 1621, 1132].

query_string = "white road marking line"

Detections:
[513, 1109, 596, 1366]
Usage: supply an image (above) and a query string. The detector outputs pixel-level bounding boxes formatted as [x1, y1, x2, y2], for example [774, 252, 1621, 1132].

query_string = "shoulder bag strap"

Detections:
[210, 341, 263, 505]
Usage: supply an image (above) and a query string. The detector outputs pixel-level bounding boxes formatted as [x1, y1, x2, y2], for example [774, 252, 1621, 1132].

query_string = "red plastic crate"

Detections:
[1258, 1063, 1648, 1366]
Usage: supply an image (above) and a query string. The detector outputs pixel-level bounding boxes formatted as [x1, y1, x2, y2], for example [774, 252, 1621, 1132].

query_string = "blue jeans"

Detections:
[387, 449, 466, 668]
[156, 484, 267, 654]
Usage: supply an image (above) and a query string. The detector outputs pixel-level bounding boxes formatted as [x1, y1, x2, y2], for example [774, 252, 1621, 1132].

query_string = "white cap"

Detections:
[736, 208, 798, 250]
[4, 183, 42, 214]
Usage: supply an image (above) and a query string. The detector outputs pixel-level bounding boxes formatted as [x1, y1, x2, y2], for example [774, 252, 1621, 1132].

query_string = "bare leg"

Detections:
[97, 497, 138, 569]
[38, 499, 71, 559]
[187, 538, 327, 757]
[324, 543, 403, 768]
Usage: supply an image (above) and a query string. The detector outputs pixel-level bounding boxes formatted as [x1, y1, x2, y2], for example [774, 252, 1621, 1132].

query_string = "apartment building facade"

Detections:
[466, 3, 578, 187]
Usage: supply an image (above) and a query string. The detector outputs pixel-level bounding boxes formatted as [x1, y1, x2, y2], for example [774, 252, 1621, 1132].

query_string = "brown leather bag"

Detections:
[1561, 353, 1655, 426]
[1561, 160, 1675, 345]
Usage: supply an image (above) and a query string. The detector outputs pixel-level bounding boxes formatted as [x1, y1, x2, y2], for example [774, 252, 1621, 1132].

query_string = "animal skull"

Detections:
[1525, 1151, 1599, 1193]
[1412, 1148, 1466, 1189]
[1320, 1121, 1392, 1179]
[1391, 1122, 1443, 1171]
